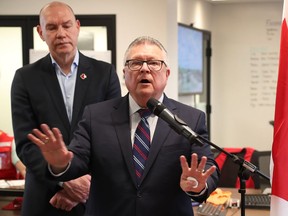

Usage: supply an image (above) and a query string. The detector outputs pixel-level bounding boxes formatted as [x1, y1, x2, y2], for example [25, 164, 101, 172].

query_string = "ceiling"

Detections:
[205, 0, 283, 4]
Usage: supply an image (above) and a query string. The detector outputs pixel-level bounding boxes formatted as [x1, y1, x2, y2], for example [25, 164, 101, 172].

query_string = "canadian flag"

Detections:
[270, 0, 288, 215]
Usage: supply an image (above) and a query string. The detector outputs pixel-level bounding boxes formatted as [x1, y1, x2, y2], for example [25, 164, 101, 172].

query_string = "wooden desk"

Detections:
[193, 188, 270, 216]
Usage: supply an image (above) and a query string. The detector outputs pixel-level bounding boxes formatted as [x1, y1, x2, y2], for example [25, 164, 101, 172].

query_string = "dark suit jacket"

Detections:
[11, 52, 121, 216]
[56, 94, 220, 216]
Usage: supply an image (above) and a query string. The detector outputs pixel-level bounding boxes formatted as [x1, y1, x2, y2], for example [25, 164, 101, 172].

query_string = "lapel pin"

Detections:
[80, 73, 87, 80]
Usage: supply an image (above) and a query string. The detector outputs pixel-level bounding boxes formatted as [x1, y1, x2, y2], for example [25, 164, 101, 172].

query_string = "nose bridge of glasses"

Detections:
[141, 61, 150, 70]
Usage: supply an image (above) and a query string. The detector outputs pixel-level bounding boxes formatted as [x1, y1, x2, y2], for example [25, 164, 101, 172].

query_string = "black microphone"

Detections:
[146, 98, 204, 145]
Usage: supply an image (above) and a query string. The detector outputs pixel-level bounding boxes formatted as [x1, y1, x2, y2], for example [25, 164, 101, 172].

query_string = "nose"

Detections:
[56, 26, 65, 37]
[140, 62, 150, 72]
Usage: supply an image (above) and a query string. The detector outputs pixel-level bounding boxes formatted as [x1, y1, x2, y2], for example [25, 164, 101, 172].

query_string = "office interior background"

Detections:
[0, 0, 283, 152]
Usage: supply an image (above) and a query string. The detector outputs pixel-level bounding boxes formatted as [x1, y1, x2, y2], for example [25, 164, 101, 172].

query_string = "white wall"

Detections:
[178, 0, 212, 30]
[211, 2, 282, 151]
[0, 0, 283, 151]
[179, 0, 282, 151]
[0, 0, 178, 135]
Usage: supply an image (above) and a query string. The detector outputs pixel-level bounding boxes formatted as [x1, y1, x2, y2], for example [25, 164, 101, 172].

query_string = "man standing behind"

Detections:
[11, 1, 121, 216]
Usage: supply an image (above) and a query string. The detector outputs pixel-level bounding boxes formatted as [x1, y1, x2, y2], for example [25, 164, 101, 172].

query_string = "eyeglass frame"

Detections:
[125, 59, 167, 72]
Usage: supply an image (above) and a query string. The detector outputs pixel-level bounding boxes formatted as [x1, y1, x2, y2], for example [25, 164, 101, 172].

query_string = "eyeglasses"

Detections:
[125, 59, 167, 71]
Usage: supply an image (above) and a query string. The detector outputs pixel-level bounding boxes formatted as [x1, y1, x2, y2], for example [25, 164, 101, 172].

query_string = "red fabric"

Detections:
[0, 131, 17, 179]
[215, 147, 255, 188]
[1, 197, 23, 210]
[272, 17, 288, 202]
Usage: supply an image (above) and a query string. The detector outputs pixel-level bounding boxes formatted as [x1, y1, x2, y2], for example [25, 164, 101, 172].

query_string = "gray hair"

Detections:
[123, 36, 168, 65]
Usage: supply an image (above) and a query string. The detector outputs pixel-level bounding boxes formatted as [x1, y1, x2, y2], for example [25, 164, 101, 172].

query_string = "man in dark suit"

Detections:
[11, 2, 121, 216]
[28, 36, 219, 216]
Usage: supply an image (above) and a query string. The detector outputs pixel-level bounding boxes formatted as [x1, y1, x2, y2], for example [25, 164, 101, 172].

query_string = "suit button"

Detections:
[137, 191, 142, 198]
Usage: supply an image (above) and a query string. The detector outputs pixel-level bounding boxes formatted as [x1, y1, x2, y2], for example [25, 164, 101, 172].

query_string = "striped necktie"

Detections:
[133, 109, 151, 184]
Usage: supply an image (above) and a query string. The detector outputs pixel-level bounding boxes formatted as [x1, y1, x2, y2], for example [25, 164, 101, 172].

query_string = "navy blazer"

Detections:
[11, 52, 121, 216]
[57, 94, 220, 216]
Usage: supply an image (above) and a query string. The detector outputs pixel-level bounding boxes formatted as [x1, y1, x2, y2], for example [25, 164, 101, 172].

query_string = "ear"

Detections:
[36, 25, 45, 41]
[166, 68, 170, 78]
[123, 69, 126, 79]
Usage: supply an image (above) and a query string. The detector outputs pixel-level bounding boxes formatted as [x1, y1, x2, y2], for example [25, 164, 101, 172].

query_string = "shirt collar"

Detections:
[128, 94, 164, 116]
[51, 50, 79, 74]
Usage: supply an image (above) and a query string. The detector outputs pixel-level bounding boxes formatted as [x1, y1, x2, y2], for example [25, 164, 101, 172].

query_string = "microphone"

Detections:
[146, 98, 204, 145]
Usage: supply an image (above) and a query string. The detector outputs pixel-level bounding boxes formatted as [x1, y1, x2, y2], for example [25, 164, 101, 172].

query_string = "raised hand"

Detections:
[27, 124, 73, 173]
[180, 153, 216, 193]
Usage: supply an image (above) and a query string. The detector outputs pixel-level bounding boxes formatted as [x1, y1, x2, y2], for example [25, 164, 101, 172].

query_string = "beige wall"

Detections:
[0, 0, 283, 151]
[0, 0, 178, 135]
[211, 2, 282, 151]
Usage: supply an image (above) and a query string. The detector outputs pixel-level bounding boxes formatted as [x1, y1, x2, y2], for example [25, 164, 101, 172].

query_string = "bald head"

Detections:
[39, 1, 76, 25]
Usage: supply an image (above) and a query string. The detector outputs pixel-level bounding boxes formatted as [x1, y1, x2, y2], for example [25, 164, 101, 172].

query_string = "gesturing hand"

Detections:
[180, 153, 216, 193]
[27, 124, 73, 173]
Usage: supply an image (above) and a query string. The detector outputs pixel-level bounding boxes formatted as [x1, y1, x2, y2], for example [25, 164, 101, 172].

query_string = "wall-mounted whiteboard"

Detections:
[211, 3, 282, 151]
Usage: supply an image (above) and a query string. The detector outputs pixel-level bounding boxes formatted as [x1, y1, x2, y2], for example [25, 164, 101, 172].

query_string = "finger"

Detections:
[52, 127, 64, 143]
[27, 133, 43, 147]
[49, 195, 56, 206]
[27, 127, 50, 146]
[180, 155, 189, 171]
[190, 153, 198, 170]
[203, 165, 216, 177]
[32, 128, 47, 140]
[40, 124, 56, 141]
[197, 156, 207, 172]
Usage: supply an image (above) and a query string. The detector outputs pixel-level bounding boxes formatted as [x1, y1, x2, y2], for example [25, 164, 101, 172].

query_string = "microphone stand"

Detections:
[146, 98, 270, 216]
[190, 133, 270, 216]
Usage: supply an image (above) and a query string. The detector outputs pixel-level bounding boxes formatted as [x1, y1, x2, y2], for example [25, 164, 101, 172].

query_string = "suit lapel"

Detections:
[40, 55, 70, 132]
[111, 96, 140, 186]
[71, 54, 91, 130]
[141, 97, 176, 183]
[111, 95, 178, 187]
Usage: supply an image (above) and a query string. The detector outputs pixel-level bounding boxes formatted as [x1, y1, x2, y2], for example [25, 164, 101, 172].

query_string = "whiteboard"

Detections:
[210, 3, 282, 151]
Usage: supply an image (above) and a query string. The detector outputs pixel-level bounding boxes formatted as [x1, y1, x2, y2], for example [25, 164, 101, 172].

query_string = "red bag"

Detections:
[0, 131, 17, 179]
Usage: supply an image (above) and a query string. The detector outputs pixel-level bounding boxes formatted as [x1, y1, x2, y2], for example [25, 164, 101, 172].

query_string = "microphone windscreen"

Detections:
[146, 98, 166, 116]
[147, 98, 159, 112]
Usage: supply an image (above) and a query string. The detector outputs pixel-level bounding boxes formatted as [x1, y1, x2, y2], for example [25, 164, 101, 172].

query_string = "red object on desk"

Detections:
[1, 197, 23, 210]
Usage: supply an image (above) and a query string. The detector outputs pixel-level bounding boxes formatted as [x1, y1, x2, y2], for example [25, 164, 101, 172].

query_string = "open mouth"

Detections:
[140, 79, 150, 83]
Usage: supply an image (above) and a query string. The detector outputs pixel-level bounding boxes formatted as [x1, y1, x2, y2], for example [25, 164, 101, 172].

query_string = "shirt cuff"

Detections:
[186, 183, 208, 197]
[48, 162, 71, 177]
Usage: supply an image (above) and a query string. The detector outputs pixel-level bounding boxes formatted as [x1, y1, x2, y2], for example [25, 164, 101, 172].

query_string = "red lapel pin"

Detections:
[80, 73, 87, 80]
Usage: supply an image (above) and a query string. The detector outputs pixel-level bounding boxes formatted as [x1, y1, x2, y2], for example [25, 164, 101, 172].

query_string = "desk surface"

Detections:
[193, 188, 270, 216]
[0, 187, 270, 216]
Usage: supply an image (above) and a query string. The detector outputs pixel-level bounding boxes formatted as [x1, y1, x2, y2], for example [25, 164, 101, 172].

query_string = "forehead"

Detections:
[41, 5, 74, 25]
[127, 44, 165, 60]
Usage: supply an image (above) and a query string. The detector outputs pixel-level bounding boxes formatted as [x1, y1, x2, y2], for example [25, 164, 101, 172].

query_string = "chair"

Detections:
[257, 150, 271, 189]
[214, 147, 260, 189]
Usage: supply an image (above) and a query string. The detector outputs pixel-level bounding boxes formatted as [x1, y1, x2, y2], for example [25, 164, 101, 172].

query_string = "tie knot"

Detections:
[138, 109, 151, 119]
